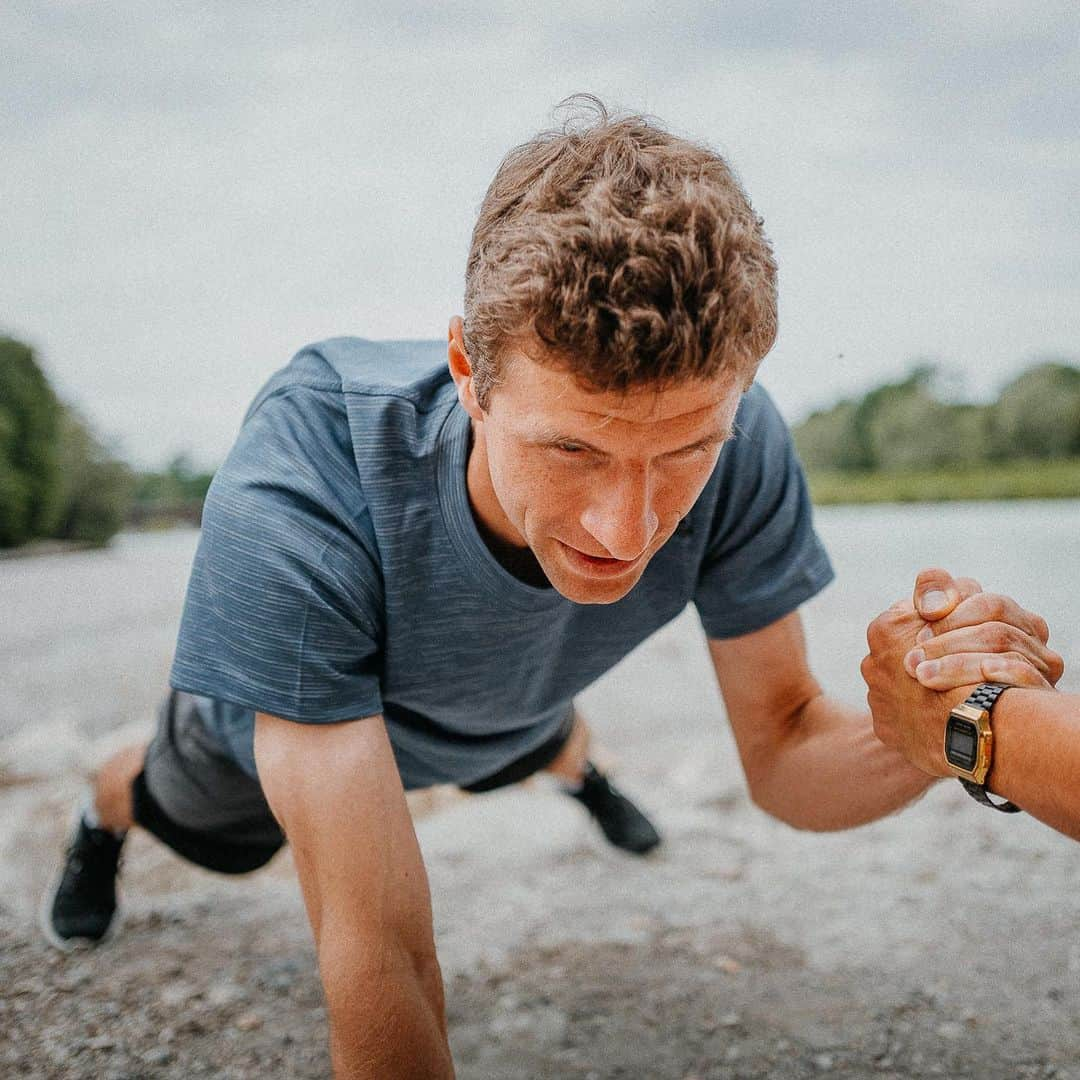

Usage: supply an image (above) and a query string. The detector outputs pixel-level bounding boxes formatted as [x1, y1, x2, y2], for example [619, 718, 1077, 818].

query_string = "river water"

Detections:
[2, 501, 1079, 750]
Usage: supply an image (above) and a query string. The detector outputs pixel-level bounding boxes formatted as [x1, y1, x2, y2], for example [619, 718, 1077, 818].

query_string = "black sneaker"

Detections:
[40, 811, 125, 950]
[567, 762, 662, 855]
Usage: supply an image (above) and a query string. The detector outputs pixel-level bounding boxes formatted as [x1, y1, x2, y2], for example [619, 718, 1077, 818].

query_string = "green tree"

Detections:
[991, 361, 1080, 460]
[0, 337, 63, 546]
[793, 399, 868, 470]
[51, 408, 136, 545]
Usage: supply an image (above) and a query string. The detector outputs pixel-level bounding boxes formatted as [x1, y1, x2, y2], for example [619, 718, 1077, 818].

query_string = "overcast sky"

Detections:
[4, 1, 1078, 468]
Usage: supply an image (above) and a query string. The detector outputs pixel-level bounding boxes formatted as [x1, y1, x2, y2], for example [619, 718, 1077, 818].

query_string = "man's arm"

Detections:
[708, 574, 1062, 832]
[254, 712, 454, 1080]
[709, 611, 937, 832]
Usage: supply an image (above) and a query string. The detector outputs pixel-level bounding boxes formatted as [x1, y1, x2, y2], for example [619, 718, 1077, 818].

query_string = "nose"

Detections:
[579, 467, 659, 561]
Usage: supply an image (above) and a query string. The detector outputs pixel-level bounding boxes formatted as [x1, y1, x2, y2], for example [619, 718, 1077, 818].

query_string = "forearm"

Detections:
[319, 928, 454, 1079]
[749, 695, 939, 831]
[986, 690, 1080, 841]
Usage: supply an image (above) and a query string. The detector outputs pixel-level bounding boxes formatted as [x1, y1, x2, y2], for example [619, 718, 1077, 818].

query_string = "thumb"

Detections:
[912, 567, 961, 621]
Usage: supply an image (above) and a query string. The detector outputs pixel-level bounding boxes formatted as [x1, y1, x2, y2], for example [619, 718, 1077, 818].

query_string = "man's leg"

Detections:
[40, 744, 140, 951]
[91, 742, 147, 833]
[542, 707, 591, 785]
[42, 691, 285, 951]
[546, 710, 662, 856]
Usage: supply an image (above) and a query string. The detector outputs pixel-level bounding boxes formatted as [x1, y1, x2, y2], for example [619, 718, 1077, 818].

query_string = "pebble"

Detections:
[143, 1047, 174, 1065]
[814, 1053, 835, 1071]
[160, 982, 201, 1007]
[207, 982, 248, 1008]
[234, 1011, 264, 1031]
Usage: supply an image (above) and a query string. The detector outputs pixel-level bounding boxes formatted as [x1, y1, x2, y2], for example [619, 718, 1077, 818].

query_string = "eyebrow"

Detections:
[532, 423, 733, 456]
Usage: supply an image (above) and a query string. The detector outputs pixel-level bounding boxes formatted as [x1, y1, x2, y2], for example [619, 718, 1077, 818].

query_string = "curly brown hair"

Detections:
[462, 94, 778, 407]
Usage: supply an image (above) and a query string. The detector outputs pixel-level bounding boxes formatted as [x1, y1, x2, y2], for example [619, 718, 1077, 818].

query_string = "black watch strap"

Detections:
[956, 682, 1022, 814]
[958, 778, 1022, 813]
[964, 681, 1009, 712]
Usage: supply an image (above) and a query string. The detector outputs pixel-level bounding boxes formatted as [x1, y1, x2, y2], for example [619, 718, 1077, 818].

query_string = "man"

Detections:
[42, 99, 1055, 1077]
[864, 567, 1077, 841]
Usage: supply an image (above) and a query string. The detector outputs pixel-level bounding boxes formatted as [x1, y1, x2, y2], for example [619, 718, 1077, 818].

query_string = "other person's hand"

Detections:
[861, 569, 1063, 776]
[904, 567, 1063, 691]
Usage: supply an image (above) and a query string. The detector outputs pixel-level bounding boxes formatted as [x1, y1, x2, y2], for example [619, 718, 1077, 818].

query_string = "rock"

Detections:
[712, 955, 742, 974]
[814, 1053, 835, 1071]
[207, 981, 248, 1008]
[234, 1010, 264, 1031]
[160, 982, 201, 1007]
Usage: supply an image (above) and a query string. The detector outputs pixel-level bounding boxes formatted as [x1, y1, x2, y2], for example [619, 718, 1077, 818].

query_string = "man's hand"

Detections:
[904, 567, 1063, 691]
[862, 568, 1064, 776]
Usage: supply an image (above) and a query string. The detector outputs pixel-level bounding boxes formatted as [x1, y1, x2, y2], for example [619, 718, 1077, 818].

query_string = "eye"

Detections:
[554, 443, 587, 455]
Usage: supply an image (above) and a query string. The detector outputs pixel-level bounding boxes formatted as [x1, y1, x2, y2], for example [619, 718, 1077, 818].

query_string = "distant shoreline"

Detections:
[807, 458, 1080, 505]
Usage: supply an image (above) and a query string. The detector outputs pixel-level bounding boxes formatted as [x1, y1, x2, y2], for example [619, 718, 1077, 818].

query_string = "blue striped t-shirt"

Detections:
[169, 337, 833, 789]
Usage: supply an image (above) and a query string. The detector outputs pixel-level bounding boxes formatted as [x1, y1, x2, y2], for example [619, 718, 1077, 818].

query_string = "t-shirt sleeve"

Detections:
[693, 384, 834, 640]
[169, 380, 385, 723]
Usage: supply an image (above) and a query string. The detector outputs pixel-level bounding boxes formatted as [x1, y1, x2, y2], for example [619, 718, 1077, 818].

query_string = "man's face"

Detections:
[456, 336, 746, 605]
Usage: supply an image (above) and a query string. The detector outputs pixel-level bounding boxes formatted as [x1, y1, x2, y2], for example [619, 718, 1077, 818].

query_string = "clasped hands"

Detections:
[862, 568, 1064, 777]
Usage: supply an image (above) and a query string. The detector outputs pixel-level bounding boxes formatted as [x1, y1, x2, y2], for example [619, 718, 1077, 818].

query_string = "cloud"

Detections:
[2, 2, 1076, 465]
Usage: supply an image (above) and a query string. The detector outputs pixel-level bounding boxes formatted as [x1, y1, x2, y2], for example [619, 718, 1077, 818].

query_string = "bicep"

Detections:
[707, 611, 822, 787]
[254, 711, 434, 951]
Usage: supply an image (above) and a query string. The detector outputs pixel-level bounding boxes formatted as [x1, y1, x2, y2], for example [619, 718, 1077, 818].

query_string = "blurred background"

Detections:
[3, 0, 1079, 546]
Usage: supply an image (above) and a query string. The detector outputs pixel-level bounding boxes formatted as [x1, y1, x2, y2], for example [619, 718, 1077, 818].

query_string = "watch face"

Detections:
[945, 717, 979, 772]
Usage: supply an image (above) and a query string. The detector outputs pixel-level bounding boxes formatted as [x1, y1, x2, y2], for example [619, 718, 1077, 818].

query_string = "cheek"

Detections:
[658, 458, 717, 516]
[488, 445, 571, 523]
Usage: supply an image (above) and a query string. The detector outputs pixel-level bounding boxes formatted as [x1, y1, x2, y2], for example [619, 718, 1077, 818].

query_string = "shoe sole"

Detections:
[38, 803, 124, 953]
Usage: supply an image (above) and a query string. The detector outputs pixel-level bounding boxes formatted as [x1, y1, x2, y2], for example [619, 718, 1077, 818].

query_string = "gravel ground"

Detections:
[5, 524, 1080, 1078]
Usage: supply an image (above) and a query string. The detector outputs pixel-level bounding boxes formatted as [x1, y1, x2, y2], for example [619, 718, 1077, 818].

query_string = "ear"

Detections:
[447, 316, 485, 422]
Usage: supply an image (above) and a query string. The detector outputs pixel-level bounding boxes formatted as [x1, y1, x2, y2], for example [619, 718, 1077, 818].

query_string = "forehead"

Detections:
[494, 347, 743, 433]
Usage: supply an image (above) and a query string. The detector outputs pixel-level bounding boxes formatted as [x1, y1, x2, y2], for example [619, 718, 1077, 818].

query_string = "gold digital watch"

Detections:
[944, 682, 1021, 813]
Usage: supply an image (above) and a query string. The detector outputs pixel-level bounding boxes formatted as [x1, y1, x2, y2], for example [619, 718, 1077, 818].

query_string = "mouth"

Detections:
[557, 540, 642, 578]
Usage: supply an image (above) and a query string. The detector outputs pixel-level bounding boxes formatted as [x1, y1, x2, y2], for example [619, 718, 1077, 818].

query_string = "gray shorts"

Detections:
[132, 691, 286, 874]
[132, 689, 573, 875]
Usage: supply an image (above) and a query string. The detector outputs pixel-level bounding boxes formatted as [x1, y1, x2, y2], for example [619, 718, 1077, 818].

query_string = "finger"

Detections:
[908, 623, 1062, 679]
[953, 577, 983, 602]
[912, 567, 963, 621]
[915, 592, 1051, 645]
[913, 570, 983, 621]
[914, 652, 1053, 691]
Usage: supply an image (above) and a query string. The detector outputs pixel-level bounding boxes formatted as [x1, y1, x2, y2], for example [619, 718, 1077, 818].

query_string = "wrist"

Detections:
[944, 683, 1022, 814]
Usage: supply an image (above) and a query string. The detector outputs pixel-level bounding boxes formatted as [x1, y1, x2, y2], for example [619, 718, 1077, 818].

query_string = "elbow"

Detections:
[745, 778, 847, 833]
